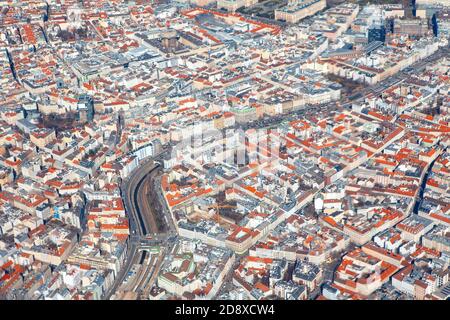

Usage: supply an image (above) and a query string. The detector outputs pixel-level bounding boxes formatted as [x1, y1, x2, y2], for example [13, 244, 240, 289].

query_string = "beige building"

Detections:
[275, 0, 326, 24]
[191, 0, 216, 6]
[416, 0, 450, 6]
[393, 18, 429, 37]
[217, 0, 258, 12]
[30, 128, 56, 148]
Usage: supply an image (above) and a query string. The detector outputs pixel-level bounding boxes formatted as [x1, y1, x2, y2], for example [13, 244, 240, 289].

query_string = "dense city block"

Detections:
[0, 0, 449, 301]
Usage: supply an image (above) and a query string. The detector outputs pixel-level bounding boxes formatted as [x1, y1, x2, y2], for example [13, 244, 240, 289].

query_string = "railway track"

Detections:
[141, 249, 166, 299]
[137, 171, 161, 235]
[134, 254, 156, 294]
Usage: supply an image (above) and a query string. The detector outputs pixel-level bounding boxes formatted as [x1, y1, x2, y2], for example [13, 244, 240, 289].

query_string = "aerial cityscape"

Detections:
[0, 0, 449, 302]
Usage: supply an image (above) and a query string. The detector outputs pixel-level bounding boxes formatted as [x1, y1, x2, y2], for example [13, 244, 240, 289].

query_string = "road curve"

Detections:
[104, 159, 161, 299]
